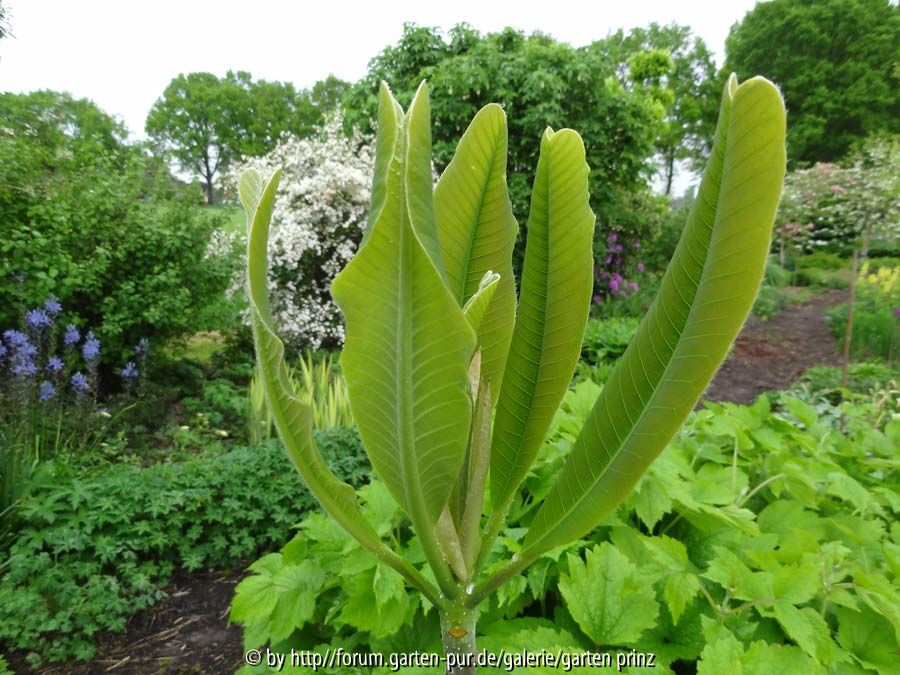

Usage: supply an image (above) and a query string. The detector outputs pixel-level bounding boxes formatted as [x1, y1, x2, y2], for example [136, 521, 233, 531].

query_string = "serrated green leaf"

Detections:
[231, 574, 278, 624]
[697, 633, 744, 675]
[435, 103, 518, 402]
[836, 606, 900, 675]
[632, 473, 674, 531]
[704, 547, 773, 602]
[490, 126, 594, 516]
[373, 562, 406, 610]
[331, 84, 476, 532]
[559, 543, 659, 645]
[642, 535, 699, 625]
[523, 75, 786, 556]
[773, 601, 846, 666]
[742, 641, 824, 674]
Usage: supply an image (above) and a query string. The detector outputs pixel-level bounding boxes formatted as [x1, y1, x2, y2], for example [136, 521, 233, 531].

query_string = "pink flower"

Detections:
[609, 279, 620, 291]
[831, 184, 846, 194]
[608, 232, 618, 243]
[628, 282, 638, 292]
[636, 262, 645, 272]
[632, 240, 640, 249]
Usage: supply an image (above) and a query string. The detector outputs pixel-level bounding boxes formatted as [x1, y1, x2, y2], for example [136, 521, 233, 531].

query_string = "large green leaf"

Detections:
[489, 127, 594, 514]
[434, 104, 518, 400]
[524, 74, 786, 555]
[363, 82, 404, 244]
[331, 84, 476, 532]
[243, 169, 386, 561]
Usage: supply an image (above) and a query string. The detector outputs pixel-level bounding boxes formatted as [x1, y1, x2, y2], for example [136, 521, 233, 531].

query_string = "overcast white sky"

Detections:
[0, 0, 760, 193]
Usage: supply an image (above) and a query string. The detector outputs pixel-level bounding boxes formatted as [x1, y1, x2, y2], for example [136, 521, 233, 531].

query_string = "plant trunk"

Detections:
[440, 603, 477, 675]
[841, 250, 859, 391]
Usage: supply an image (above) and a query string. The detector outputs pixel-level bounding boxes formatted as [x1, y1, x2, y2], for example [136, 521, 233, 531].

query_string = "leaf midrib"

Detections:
[455, 129, 504, 306]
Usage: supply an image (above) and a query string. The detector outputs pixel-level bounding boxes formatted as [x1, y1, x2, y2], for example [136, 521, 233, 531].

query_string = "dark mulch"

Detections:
[13, 571, 246, 675]
[8, 288, 848, 675]
[703, 288, 848, 404]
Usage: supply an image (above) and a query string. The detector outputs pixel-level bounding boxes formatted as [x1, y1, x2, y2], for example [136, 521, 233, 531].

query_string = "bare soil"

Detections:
[14, 571, 246, 675]
[703, 288, 847, 404]
[10, 289, 848, 675]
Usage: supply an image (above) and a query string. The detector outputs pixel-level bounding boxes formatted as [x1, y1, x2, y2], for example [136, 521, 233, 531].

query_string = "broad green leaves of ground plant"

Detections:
[523, 75, 787, 556]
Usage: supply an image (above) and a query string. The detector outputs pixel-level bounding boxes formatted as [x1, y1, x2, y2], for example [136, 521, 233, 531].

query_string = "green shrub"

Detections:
[764, 257, 792, 287]
[752, 284, 787, 320]
[580, 317, 639, 365]
[0, 429, 368, 666]
[829, 304, 900, 361]
[794, 251, 846, 271]
[795, 361, 897, 395]
[864, 256, 900, 273]
[0, 91, 241, 364]
[868, 241, 900, 258]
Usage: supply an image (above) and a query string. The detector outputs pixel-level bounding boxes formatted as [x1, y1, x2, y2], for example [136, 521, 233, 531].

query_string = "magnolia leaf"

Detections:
[524, 74, 786, 556]
[331, 85, 475, 542]
[490, 126, 594, 516]
[559, 543, 659, 645]
[462, 271, 501, 338]
[243, 168, 388, 562]
[364, 82, 404, 243]
[435, 103, 518, 402]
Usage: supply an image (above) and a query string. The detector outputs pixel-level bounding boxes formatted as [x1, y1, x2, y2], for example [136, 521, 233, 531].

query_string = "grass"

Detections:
[196, 205, 245, 235]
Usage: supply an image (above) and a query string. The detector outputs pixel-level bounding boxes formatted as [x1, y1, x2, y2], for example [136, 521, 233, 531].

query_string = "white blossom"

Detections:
[224, 114, 373, 350]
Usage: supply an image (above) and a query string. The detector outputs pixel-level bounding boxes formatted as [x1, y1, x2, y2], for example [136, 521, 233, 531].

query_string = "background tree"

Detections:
[343, 23, 664, 273]
[0, 0, 10, 40]
[596, 23, 719, 195]
[725, 0, 900, 164]
[146, 71, 348, 203]
[1, 91, 238, 363]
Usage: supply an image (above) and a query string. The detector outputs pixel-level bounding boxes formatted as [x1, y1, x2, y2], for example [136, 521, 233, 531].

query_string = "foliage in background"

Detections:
[599, 22, 720, 194]
[146, 71, 348, 203]
[725, 0, 900, 164]
[0, 91, 240, 363]
[776, 136, 900, 256]
[0, 430, 367, 666]
[232, 378, 900, 675]
[829, 262, 900, 362]
[249, 352, 352, 443]
[225, 115, 373, 350]
[343, 23, 665, 267]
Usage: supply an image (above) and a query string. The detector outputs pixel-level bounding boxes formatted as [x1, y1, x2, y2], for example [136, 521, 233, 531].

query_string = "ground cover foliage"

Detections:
[0, 429, 365, 666]
[231, 369, 900, 674]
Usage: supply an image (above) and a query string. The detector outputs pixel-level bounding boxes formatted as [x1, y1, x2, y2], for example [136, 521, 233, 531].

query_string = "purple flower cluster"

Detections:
[3, 329, 38, 379]
[82, 332, 101, 362]
[594, 231, 645, 303]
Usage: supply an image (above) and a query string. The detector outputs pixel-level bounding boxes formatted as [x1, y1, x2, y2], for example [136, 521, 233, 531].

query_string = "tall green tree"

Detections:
[596, 23, 720, 195]
[725, 0, 900, 164]
[146, 71, 347, 203]
[344, 24, 663, 245]
[0, 0, 10, 40]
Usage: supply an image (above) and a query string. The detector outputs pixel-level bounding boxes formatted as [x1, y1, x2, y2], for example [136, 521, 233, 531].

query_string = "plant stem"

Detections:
[467, 550, 537, 608]
[440, 601, 477, 675]
[459, 379, 492, 572]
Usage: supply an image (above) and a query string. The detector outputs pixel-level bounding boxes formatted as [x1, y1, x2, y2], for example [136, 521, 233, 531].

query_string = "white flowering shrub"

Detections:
[225, 115, 374, 350]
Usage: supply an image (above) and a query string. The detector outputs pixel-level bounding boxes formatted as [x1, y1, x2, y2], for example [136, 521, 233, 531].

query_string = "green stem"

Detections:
[440, 600, 477, 675]
[467, 549, 538, 608]
[459, 379, 492, 572]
